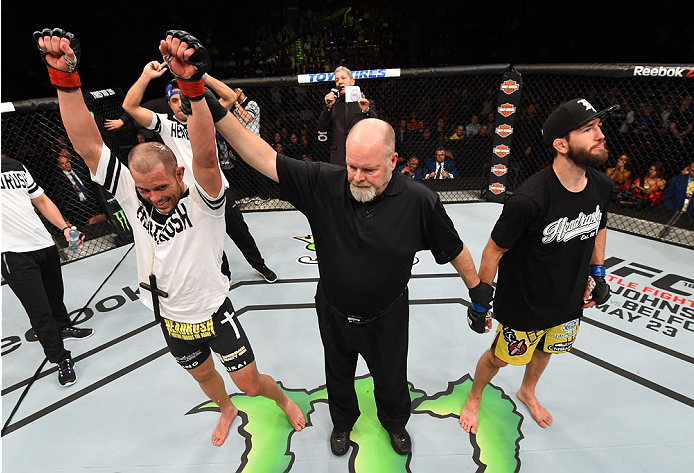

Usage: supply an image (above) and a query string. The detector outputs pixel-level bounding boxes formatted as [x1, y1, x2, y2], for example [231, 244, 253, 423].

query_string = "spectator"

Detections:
[51, 148, 105, 227]
[424, 148, 459, 179]
[632, 104, 658, 141]
[284, 133, 302, 160]
[631, 161, 667, 206]
[299, 134, 313, 160]
[396, 156, 424, 180]
[449, 125, 466, 141]
[605, 154, 632, 196]
[433, 117, 448, 143]
[466, 115, 481, 136]
[412, 127, 436, 161]
[484, 112, 496, 136]
[317, 65, 377, 166]
[668, 95, 693, 151]
[407, 112, 420, 130]
[662, 160, 694, 213]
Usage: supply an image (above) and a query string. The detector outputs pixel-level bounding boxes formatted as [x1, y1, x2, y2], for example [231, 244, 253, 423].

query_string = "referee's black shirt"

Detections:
[276, 154, 463, 317]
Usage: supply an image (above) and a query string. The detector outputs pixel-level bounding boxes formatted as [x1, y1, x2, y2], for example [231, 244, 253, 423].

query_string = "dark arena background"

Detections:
[2, 3, 693, 473]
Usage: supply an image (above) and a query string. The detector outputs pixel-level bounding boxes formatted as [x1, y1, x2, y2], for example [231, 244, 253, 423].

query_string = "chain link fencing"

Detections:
[2, 64, 692, 269]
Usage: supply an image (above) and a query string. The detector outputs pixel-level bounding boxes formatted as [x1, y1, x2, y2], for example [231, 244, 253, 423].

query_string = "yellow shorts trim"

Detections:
[492, 318, 580, 365]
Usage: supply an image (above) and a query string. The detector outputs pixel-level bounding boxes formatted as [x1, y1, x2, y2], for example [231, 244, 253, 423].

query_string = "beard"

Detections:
[349, 167, 392, 203]
[567, 141, 609, 168]
[349, 181, 377, 202]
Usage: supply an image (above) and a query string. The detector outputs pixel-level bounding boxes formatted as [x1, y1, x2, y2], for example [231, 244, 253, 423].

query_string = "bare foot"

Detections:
[459, 395, 481, 434]
[517, 389, 553, 428]
[212, 405, 238, 446]
[278, 395, 306, 431]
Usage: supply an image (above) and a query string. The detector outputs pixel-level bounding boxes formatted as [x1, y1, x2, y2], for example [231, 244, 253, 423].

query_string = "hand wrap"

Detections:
[467, 282, 494, 334]
[589, 266, 610, 305]
[467, 307, 488, 334]
[33, 28, 81, 90]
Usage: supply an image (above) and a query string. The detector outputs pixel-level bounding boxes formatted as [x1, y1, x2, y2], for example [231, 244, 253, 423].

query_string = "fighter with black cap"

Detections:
[460, 98, 616, 435]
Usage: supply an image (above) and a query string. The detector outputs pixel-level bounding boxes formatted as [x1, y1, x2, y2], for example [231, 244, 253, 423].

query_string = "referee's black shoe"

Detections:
[61, 326, 94, 341]
[389, 429, 412, 455]
[254, 265, 278, 283]
[330, 428, 351, 456]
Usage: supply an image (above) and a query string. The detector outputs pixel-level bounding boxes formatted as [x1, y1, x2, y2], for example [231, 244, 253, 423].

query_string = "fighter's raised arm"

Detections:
[159, 30, 222, 198]
[33, 28, 102, 174]
[122, 61, 168, 128]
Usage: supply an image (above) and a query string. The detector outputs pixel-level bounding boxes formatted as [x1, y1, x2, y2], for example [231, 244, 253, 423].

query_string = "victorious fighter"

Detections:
[460, 98, 615, 434]
[34, 27, 304, 445]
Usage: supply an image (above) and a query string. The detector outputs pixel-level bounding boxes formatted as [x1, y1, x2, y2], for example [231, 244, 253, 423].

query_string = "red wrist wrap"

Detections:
[47, 68, 81, 89]
[176, 79, 205, 100]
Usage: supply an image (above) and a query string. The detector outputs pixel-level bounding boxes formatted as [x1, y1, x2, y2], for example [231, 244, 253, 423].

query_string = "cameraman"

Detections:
[317, 66, 377, 166]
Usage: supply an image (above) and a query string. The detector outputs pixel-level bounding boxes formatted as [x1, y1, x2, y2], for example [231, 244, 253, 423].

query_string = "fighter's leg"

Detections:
[516, 349, 553, 428]
[459, 346, 507, 434]
[187, 354, 239, 446]
[208, 299, 304, 431]
[227, 360, 305, 431]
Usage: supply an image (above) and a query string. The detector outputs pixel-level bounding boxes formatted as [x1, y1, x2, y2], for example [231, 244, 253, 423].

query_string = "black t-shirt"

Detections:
[491, 166, 613, 331]
[276, 154, 463, 316]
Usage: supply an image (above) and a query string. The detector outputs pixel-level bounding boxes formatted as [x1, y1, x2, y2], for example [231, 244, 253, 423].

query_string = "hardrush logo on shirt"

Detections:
[542, 205, 602, 244]
[137, 202, 193, 244]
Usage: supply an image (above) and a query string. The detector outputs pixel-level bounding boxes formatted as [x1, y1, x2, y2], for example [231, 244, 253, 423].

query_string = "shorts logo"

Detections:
[174, 350, 203, 364]
[502, 327, 528, 356]
[547, 340, 574, 352]
[562, 320, 578, 332]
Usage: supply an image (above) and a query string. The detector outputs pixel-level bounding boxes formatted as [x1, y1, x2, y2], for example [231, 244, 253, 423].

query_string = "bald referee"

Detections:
[459, 98, 615, 435]
[210, 98, 493, 455]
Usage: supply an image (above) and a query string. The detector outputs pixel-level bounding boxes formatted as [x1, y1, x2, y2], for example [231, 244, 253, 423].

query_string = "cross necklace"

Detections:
[139, 205, 169, 322]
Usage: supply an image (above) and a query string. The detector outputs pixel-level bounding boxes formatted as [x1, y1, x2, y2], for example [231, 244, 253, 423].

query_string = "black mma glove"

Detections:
[163, 30, 210, 101]
[179, 87, 228, 122]
[33, 28, 81, 90]
[589, 265, 611, 305]
[467, 282, 494, 334]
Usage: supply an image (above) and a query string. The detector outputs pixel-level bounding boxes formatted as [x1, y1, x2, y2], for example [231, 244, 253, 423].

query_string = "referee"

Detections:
[213, 113, 493, 456]
[1, 154, 93, 387]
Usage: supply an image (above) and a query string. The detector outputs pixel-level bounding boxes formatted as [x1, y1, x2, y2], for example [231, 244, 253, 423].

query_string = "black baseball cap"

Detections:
[542, 98, 619, 148]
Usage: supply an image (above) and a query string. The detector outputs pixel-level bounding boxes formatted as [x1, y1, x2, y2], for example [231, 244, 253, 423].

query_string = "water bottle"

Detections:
[68, 226, 80, 251]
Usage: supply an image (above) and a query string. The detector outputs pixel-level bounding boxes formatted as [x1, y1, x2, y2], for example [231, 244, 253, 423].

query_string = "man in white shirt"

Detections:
[34, 27, 304, 446]
[1, 154, 93, 387]
[123, 63, 278, 283]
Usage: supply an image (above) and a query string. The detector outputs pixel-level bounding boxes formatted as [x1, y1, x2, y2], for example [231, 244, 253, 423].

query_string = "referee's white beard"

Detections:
[349, 167, 392, 203]
[350, 181, 377, 202]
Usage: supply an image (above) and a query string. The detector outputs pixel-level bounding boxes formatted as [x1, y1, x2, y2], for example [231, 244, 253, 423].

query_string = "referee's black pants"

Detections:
[1, 246, 72, 363]
[223, 188, 265, 270]
[316, 283, 411, 433]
